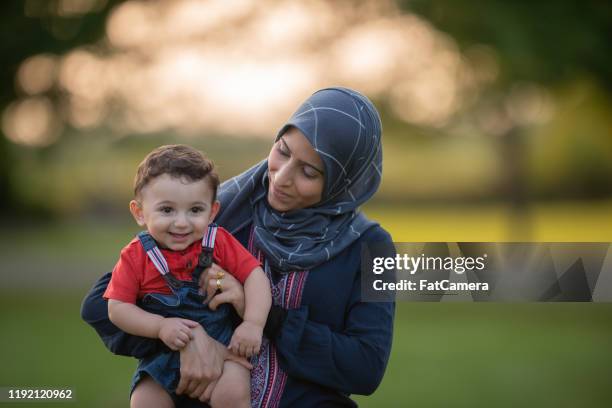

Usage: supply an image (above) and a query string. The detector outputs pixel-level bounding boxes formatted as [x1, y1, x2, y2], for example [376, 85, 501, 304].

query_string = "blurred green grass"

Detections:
[1, 202, 612, 407]
[0, 290, 134, 408]
[1, 294, 611, 408]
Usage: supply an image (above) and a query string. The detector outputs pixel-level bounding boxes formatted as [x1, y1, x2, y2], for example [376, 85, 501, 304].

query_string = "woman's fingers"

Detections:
[206, 264, 218, 278]
[198, 267, 209, 288]
[205, 265, 226, 300]
[199, 263, 223, 295]
[206, 264, 225, 283]
[207, 290, 234, 311]
[189, 381, 207, 400]
[177, 379, 198, 396]
[201, 380, 217, 402]
[204, 279, 215, 302]
[230, 339, 241, 355]
[202, 267, 246, 317]
[208, 277, 220, 290]
[175, 377, 188, 395]
[225, 353, 253, 370]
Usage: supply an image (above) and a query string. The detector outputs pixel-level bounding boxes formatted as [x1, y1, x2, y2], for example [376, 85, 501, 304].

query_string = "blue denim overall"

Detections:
[130, 224, 233, 402]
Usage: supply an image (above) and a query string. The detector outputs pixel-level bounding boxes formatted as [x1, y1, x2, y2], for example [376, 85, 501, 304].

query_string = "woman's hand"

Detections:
[176, 325, 223, 400]
[199, 263, 246, 318]
[176, 325, 252, 401]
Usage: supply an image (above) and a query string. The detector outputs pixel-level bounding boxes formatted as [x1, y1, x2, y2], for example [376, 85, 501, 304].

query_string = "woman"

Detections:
[82, 87, 395, 407]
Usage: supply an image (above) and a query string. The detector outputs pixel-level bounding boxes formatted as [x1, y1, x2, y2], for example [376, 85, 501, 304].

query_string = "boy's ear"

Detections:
[209, 200, 220, 222]
[129, 200, 146, 226]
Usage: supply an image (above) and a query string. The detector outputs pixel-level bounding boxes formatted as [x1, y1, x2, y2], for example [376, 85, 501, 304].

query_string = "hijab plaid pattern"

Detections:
[216, 87, 383, 272]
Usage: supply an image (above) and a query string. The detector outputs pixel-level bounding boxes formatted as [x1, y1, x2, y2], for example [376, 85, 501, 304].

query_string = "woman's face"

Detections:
[267, 127, 325, 212]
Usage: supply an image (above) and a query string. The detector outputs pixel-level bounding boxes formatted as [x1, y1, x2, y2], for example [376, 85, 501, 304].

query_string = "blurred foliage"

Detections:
[404, 0, 612, 89]
[0, 0, 121, 213]
[528, 81, 612, 199]
[403, 0, 612, 201]
[1, 1, 612, 218]
[400, 0, 612, 199]
[8, 130, 271, 217]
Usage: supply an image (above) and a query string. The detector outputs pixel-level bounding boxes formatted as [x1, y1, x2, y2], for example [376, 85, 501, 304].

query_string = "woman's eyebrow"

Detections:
[280, 137, 325, 175]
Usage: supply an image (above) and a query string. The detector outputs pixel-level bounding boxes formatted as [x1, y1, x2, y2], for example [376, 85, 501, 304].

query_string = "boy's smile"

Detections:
[129, 174, 219, 251]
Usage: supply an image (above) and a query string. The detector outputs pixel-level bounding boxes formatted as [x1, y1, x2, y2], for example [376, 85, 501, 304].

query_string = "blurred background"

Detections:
[1, 0, 611, 406]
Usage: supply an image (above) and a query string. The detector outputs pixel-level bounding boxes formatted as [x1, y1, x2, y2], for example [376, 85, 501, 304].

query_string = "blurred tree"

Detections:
[403, 0, 612, 90]
[1, 0, 611, 217]
[0, 0, 120, 213]
[403, 0, 612, 237]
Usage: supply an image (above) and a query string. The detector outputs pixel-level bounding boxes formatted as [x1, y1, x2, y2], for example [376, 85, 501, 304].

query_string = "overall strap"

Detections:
[192, 223, 218, 281]
[137, 231, 183, 291]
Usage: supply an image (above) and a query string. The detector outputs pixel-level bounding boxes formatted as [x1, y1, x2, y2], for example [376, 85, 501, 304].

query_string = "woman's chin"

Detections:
[268, 201, 288, 212]
[267, 192, 292, 212]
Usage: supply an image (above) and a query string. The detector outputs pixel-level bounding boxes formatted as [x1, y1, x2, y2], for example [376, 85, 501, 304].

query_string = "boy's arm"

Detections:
[108, 299, 164, 338]
[81, 272, 160, 358]
[242, 267, 272, 327]
[229, 267, 272, 357]
[108, 299, 198, 350]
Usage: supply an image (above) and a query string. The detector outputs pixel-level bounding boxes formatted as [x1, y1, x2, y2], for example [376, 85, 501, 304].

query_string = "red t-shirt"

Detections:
[104, 227, 260, 304]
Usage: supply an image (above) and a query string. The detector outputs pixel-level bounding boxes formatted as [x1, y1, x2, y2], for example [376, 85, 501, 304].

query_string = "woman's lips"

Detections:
[270, 184, 292, 202]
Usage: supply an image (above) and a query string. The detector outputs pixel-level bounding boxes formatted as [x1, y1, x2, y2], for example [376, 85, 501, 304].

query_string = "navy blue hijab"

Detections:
[216, 87, 383, 272]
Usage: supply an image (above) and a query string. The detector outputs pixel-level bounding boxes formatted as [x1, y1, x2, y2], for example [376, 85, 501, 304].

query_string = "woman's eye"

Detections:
[277, 143, 289, 157]
[303, 167, 318, 179]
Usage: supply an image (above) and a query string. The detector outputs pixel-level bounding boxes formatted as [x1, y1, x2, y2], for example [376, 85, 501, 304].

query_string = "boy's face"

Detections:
[129, 173, 219, 251]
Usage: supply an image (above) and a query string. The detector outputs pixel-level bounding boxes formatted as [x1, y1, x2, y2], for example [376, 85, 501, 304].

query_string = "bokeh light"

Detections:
[5, 0, 482, 145]
[2, 97, 61, 146]
[16, 54, 59, 95]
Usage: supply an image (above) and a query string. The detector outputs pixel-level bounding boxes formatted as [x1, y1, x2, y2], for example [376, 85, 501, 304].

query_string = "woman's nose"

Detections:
[274, 162, 293, 187]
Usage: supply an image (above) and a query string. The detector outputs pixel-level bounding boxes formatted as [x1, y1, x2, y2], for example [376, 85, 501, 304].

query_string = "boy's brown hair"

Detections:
[134, 144, 219, 202]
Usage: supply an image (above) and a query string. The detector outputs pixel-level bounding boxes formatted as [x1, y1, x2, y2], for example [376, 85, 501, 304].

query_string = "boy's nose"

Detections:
[174, 213, 189, 227]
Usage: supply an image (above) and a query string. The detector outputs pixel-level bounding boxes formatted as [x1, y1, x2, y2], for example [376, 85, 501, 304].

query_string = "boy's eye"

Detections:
[159, 207, 173, 214]
[191, 206, 205, 213]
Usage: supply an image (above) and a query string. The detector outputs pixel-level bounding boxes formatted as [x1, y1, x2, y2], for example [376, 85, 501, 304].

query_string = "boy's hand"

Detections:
[158, 318, 199, 350]
[229, 320, 263, 358]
